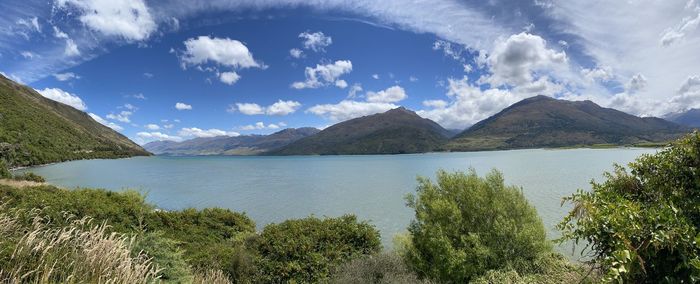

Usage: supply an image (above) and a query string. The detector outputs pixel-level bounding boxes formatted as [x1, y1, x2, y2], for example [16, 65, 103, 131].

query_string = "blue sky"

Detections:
[1, 0, 700, 144]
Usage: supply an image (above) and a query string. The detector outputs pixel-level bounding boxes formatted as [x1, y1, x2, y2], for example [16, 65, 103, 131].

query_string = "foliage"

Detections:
[331, 252, 430, 284]
[133, 231, 193, 282]
[12, 172, 45, 182]
[470, 253, 592, 284]
[0, 207, 160, 283]
[254, 215, 382, 283]
[558, 131, 700, 282]
[0, 159, 10, 179]
[402, 169, 553, 282]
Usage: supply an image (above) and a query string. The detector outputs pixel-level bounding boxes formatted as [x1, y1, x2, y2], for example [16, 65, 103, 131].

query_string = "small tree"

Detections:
[403, 169, 552, 282]
[0, 159, 11, 179]
[558, 132, 700, 282]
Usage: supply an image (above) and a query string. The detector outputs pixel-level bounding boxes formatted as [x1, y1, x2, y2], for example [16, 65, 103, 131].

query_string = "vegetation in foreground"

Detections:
[3, 132, 700, 282]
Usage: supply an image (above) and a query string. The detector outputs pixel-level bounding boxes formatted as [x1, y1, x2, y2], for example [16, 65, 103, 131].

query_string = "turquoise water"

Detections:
[16, 148, 657, 255]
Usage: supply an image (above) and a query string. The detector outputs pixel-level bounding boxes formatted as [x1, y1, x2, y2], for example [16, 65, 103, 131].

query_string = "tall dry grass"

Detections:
[0, 207, 161, 283]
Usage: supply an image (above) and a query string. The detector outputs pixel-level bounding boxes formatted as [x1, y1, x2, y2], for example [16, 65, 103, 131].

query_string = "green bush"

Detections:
[402, 169, 553, 282]
[0, 160, 10, 179]
[331, 252, 429, 284]
[254, 215, 381, 283]
[558, 132, 700, 282]
[133, 231, 193, 282]
[12, 172, 45, 182]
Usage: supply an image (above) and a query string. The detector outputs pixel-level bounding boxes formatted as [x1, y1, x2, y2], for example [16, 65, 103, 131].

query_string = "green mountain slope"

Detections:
[143, 127, 320, 155]
[447, 95, 688, 151]
[0, 75, 149, 167]
[269, 107, 451, 155]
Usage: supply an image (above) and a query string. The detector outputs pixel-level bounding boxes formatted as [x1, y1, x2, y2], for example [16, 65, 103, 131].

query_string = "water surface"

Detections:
[17, 148, 657, 255]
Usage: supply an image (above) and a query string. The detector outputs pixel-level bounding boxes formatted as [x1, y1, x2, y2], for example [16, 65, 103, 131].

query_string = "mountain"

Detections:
[447, 95, 688, 151]
[0, 75, 149, 168]
[143, 127, 320, 155]
[269, 107, 451, 155]
[664, 109, 700, 128]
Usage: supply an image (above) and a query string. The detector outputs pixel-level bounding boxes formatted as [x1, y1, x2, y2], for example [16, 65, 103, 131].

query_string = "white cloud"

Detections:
[433, 40, 468, 62]
[106, 110, 132, 123]
[266, 100, 302, 115]
[299, 31, 332, 52]
[179, 36, 262, 69]
[409, 76, 418, 82]
[20, 51, 35, 59]
[422, 99, 448, 109]
[240, 121, 282, 130]
[145, 124, 160, 130]
[137, 132, 182, 142]
[56, 0, 156, 41]
[417, 76, 528, 129]
[163, 124, 174, 129]
[53, 72, 80, 81]
[372, 74, 379, 80]
[291, 60, 352, 89]
[175, 102, 192, 110]
[582, 66, 614, 83]
[335, 79, 348, 89]
[231, 100, 301, 116]
[132, 93, 147, 100]
[660, 5, 700, 46]
[143, 72, 154, 78]
[625, 73, 648, 93]
[347, 83, 363, 98]
[307, 100, 399, 121]
[36, 87, 87, 111]
[481, 32, 568, 87]
[16, 17, 41, 33]
[64, 39, 81, 57]
[179, 127, 239, 138]
[366, 85, 407, 103]
[88, 113, 123, 131]
[219, 71, 241, 85]
[289, 48, 304, 58]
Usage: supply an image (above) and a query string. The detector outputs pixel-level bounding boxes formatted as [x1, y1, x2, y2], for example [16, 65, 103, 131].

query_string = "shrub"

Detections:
[133, 231, 193, 282]
[558, 132, 700, 282]
[402, 169, 553, 282]
[0, 160, 10, 179]
[331, 252, 429, 284]
[254, 215, 382, 283]
[12, 172, 45, 182]
[0, 208, 161, 283]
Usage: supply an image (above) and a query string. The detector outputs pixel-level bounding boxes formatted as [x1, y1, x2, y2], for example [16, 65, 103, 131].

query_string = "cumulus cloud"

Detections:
[230, 100, 302, 116]
[291, 60, 352, 89]
[56, 0, 156, 41]
[667, 75, 700, 112]
[625, 73, 648, 93]
[307, 100, 399, 121]
[179, 36, 262, 69]
[88, 113, 123, 131]
[582, 66, 614, 83]
[481, 32, 568, 87]
[53, 72, 80, 81]
[239, 121, 284, 130]
[106, 111, 132, 123]
[145, 124, 160, 130]
[64, 39, 81, 57]
[417, 76, 524, 129]
[366, 86, 407, 103]
[178, 127, 239, 138]
[175, 102, 192, 110]
[36, 87, 87, 111]
[289, 48, 304, 58]
[660, 4, 700, 46]
[299, 31, 332, 52]
[137, 131, 182, 142]
[219, 71, 241, 85]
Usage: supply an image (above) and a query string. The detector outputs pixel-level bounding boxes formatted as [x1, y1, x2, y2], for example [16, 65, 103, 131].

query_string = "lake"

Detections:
[16, 148, 657, 256]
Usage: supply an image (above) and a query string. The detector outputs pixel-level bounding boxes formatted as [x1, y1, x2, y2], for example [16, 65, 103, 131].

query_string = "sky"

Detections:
[1, 0, 699, 144]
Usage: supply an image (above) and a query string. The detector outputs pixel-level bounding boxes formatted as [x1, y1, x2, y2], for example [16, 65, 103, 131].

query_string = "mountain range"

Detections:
[447, 95, 687, 151]
[144, 128, 320, 155]
[664, 109, 700, 128]
[0, 74, 149, 168]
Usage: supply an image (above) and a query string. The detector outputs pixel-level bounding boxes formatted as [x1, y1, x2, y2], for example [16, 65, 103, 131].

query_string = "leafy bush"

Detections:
[402, 169, 553, 282]
[470, 253, 591, 284]
[0, 160, 10, 179]
[133, 231, 193, 282]
[254, 215, 382, 283]
[558, 132, 700, 282]
[331, 252, 429, 284]
[12, 172, 45, 182]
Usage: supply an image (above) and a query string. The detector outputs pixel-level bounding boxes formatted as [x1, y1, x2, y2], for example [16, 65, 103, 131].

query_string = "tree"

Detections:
[558, 132, 700, 282]
[0, 159, 11, 179]
[402, 169, 552, 282]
